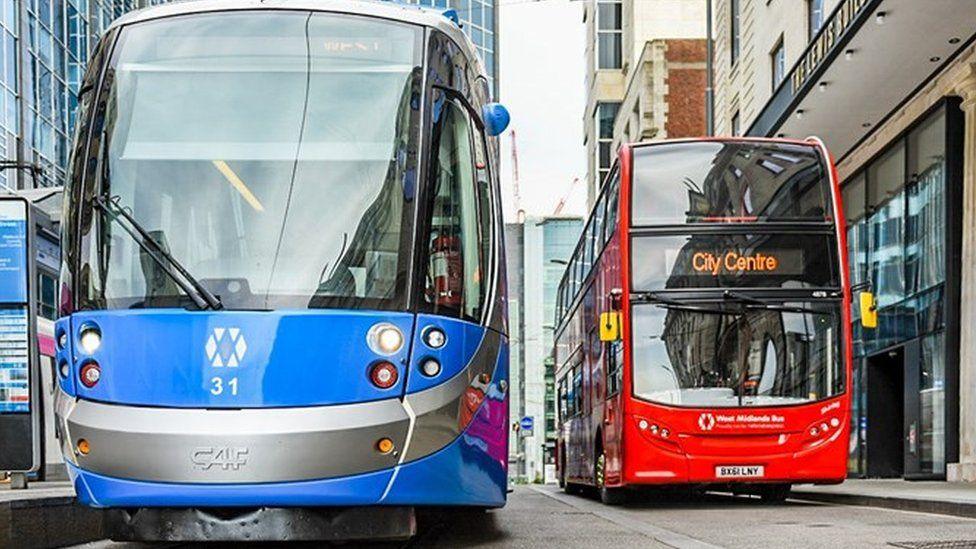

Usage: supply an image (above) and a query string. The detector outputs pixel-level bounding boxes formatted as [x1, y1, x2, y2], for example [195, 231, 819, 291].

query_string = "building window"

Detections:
[37, 272, 56, 320]
[730, 0, 740, 66]
[597, 0, 623, 69]
[731, 111, 740, 136]
[808, 0, 825, 41]
[595, 102, 620, 187]
[771, 38, 785, 90]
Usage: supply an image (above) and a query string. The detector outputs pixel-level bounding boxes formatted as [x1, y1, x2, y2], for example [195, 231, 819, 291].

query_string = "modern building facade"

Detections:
[1, 0, 497, 194]
[583, 0, 706, 203]
[506, 216, 582, 482]
[710, 0, 976, 481]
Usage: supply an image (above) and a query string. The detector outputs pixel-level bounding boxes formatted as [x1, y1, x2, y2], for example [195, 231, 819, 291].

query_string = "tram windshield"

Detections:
[82, 11, 422, 310]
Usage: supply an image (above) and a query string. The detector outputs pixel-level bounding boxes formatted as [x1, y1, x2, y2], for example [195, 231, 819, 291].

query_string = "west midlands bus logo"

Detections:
[205, 327, 247, 367]
[698, 413, 716, 431]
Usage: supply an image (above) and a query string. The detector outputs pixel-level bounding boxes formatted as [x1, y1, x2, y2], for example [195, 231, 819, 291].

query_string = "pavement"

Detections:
[0, 480, 103, 549]
[72, 485, 976, 549]
[6, 481, 976, 547]
[791, 479, 976, 518]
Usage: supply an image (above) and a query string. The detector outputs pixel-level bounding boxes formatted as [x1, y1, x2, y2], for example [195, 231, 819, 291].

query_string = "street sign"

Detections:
[0, 196, 39, 474]
[519, 416, 534, 437]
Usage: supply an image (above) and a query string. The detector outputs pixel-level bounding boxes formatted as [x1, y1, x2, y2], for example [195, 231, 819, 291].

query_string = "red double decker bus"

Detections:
[554, 138, 855, 504]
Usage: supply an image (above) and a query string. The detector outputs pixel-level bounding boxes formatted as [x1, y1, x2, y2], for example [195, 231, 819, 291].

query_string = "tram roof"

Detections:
[108, 0, 485, 78]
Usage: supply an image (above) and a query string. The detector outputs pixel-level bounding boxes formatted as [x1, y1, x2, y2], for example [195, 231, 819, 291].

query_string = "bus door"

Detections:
[602, 336, 624, 484]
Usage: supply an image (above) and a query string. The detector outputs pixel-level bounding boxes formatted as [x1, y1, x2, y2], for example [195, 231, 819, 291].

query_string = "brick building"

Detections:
[583, 0, 706, 204]
[611, 38, 707, 157]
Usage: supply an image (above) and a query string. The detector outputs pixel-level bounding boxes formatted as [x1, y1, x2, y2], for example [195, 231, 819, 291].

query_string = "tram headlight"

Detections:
[79, 324, 102, 354]
[367, 323, 403, 356]
[421, 358, 442, 377]
[423, 327, 447, 349]
[79, 361, 101, 388]
[369, 361, 399, 389]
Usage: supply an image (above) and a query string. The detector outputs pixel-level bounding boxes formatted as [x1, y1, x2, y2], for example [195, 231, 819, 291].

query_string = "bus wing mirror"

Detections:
[482, 103, 510, 136]
[599, 312, 621, 342]
[859, 291, 877, 329]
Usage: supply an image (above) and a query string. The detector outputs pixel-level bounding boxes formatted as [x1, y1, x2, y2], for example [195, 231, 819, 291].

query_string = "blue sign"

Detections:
[0, 201, 29, 414]
[519, 416, 534, 432]
[0, 308, 29, 413]
[0, 201, 27, 304]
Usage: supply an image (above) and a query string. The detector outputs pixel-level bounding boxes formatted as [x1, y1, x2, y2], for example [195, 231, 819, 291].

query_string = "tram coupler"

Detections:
[104, 505, 417, 542]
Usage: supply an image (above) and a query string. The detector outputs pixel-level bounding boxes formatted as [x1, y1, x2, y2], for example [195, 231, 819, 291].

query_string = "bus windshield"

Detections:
[632, 302, 844, 407]
[631, 140, 831, 225]
[84, 12, 421, 310]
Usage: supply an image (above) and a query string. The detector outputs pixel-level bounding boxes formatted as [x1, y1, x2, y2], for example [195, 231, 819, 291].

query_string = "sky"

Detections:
[497, 0, 588, 220]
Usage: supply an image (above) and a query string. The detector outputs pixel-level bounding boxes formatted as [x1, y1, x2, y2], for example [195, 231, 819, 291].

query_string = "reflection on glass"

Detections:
[85, 12, 421, 310]
[632, 303, 844, 407]
[631, 141, 830, 225]
[919, 332, 945, 474]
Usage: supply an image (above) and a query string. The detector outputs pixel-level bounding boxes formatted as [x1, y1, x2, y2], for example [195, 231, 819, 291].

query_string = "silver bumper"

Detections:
[56, 330, 503, 484]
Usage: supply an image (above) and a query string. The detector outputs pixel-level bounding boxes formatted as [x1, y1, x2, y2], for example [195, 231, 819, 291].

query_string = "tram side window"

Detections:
[426, 97, 485, 321]
[472, 124, 493, 295]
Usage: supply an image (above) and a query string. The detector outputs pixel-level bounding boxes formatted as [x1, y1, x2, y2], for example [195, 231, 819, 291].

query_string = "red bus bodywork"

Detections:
[554, 138, 852, 498]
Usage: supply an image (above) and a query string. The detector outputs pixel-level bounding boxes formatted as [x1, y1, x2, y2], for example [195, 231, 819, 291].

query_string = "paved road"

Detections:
[73, 485, 976, 548]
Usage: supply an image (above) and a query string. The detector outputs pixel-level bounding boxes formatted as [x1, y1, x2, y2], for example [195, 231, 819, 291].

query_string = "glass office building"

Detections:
[3, 0, 497, 192]
[842, 101, 964, 480]
[406, 0, 497, 95]
[1, 0, 159, 190]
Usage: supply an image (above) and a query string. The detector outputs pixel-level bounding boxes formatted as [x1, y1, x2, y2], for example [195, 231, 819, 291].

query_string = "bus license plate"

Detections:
[716, 465, 764, 478]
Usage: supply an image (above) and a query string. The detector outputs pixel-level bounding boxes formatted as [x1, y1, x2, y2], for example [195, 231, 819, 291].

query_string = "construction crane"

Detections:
[510, 129, 524, 222]
[552, 177, 580, 216]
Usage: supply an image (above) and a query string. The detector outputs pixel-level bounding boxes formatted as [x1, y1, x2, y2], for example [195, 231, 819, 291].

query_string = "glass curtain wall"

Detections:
[842, 106, 949, 477]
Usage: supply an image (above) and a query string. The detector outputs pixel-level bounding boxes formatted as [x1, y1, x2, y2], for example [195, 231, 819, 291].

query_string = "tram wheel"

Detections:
[759, 484, 791, 503]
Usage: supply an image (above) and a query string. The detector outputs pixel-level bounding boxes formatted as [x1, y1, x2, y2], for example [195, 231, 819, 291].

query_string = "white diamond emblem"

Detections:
[206, 327, 247, 368]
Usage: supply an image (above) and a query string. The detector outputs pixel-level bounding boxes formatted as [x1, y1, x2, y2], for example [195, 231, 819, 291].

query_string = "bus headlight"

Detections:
[79, 324, 102, 354]
[367, 323, 403, 356]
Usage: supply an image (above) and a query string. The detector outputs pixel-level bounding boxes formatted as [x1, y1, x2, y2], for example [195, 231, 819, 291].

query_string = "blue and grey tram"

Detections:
[53, 0, 510, 538]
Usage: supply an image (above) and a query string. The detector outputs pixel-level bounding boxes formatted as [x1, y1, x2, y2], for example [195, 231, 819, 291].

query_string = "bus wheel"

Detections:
[595, 452, 627, 505]
[759, 484, 791, 503]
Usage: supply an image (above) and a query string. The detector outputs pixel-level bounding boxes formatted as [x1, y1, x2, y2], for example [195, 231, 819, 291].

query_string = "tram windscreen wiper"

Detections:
[94, 194, 223, 311]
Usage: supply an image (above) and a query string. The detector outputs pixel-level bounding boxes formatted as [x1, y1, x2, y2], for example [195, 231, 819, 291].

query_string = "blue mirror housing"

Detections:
[482, 103, 510, 136]
[442, 9, 460, 25]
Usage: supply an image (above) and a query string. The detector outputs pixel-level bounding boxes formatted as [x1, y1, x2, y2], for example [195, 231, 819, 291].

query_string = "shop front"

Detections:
[744, 0, 976, 480]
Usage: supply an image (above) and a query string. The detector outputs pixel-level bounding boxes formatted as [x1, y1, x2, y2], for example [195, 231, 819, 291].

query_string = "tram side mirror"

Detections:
[859, 291, 878, 329]
[482, 103, 510, 136]
[599, 312, 621, 342]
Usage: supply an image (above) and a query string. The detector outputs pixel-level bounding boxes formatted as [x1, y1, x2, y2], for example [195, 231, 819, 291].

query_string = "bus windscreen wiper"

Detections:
[94, 194, 223, 311]
[632, 292, 731, 315]
[722, 290, 823, 315]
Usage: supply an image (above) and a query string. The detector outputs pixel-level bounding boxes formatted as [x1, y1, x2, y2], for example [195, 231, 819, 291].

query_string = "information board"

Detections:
[0, 197, 38, 473]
